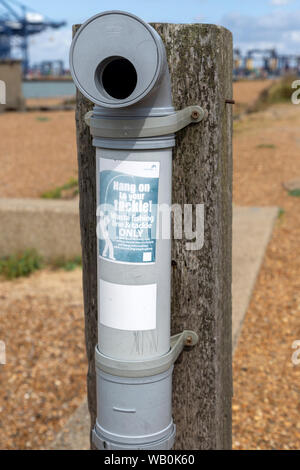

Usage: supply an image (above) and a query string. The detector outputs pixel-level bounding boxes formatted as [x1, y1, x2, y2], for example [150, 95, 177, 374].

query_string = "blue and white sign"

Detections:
[99, 158, 160, 264]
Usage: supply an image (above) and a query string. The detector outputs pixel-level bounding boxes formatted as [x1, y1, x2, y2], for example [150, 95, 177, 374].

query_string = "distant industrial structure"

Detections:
[30, 60, 66, 78]
[1, 2, 300, 81]
[234, 48, 300, 79]
[0, 0, 66, 76]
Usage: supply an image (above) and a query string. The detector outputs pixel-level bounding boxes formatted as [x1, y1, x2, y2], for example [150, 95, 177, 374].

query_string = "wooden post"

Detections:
[74, 23, 233, 450]
[73, 25, 97, 446]
[152, 23, 233, 450]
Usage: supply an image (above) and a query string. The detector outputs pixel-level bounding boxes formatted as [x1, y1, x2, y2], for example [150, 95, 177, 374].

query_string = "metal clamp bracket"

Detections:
[85, 106, 206, 139]
[95, 330, 198, 378]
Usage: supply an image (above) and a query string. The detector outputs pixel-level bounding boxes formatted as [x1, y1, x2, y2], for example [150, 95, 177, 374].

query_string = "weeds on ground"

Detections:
[250, 75, 297, 113]
[41, 178, 79, 199]
[0, 250, 82, 281]
[277, 208, 285, 220]
[0, 249, 43, 280]
[52, 256, 82, 272]
[36, 116, 50, 122]
[288, 189, 300, 197]
[256, 144, 276, 149]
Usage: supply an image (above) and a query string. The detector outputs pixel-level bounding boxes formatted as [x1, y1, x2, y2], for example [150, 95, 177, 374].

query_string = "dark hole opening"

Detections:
[101, 58, 137, 100]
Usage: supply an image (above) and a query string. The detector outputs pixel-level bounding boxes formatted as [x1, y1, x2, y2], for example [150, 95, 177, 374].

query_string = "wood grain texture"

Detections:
[73, 24, 97, 449]
[151, 23, 233, 450]
[74, 22, 233, 450]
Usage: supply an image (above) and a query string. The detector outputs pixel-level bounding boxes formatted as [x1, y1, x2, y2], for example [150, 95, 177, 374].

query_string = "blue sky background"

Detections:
[3, 0, 300, 66]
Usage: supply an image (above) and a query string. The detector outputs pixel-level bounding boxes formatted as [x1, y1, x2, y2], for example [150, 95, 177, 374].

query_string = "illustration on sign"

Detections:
[98, 158, 160, 264]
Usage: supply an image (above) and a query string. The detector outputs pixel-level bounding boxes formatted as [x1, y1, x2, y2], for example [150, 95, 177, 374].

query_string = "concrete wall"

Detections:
[0, 60, 25, 112]
[0, 199, 81, 261]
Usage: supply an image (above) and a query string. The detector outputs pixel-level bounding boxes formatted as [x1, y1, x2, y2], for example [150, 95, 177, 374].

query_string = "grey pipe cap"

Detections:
[70, 11, 166, 108]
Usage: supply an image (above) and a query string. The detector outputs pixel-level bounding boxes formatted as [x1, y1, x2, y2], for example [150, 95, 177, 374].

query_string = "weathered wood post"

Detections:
[74, 22, 232, 450]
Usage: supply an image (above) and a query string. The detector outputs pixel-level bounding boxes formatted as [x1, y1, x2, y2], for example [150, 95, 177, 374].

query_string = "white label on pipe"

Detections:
[99, 279, 157, 331]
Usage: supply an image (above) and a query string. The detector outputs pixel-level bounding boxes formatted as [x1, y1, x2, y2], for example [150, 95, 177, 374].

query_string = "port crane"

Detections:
[0, 0, 66, 75]
[244, 49, 278, 74]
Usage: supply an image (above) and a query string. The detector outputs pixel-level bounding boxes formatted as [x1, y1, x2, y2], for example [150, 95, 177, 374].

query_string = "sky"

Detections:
[3, 0, 300, 67]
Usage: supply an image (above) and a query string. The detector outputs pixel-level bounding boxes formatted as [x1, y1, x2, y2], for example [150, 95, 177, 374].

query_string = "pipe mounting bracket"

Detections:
[95, 330, 199, 378]
[85, 105, 206, 139]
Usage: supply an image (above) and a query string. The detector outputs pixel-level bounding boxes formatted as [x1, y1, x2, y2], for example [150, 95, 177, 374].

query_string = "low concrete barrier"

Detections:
[0, 199, 81, 261]
[0, 60, 25, 111]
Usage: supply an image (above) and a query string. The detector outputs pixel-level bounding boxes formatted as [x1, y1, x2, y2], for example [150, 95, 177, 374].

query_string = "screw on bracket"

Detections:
[191, 110, 201, 120]
[185, 336, 194, 347]
[182, 330, 199, 348]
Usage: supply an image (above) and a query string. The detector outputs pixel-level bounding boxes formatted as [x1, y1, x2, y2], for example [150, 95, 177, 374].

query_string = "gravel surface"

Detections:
[0, 82, 272, 200]
[0, 81, 299, 449]
[233, 79, 272, 106]
[0, 111, 77, 199]
[233, 79, 272, 116]
[0, 269, 86, 450]
[232, 102, 300, 449]
[26, 98, 72, 109]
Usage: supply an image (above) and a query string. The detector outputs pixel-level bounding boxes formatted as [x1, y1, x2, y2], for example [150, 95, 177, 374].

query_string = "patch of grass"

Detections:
[0, 250, 82, 280]
[41, 187, 62, 199]
[288, 189, 300, 197]
[256, 144, 276, 149]
[36, 116, 50, 122]
[41, 178, 79, 200]
[250, 75, 298, 112]
[0, 249, 43, 280]
[277, 208, 285, 219]
[61, 178, 78, 190]
[52, 256, 82, 272]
